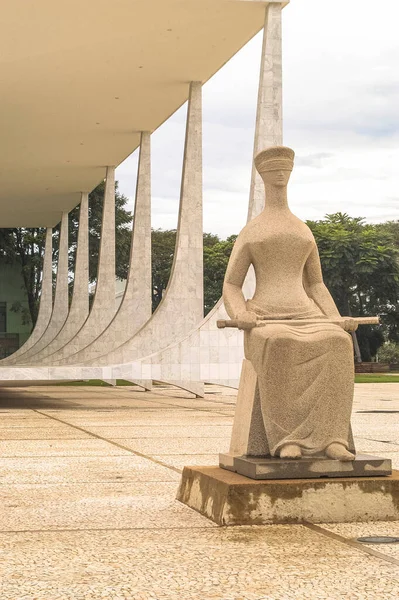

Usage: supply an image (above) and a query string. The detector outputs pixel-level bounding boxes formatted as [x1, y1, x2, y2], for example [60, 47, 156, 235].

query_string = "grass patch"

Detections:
[55, 375, 399, 386]
[55, 379, 136, 387]
[355, 374, 399, 383]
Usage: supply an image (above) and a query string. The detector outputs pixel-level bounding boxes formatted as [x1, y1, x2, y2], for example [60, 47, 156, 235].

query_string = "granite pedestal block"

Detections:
[177, 466, 399, 526]
[220, 454, 392, 480]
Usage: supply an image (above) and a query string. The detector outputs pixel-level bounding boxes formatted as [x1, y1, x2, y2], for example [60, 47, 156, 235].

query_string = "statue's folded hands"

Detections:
[235, 311, 257, 330]
[337, 317, 358, 332]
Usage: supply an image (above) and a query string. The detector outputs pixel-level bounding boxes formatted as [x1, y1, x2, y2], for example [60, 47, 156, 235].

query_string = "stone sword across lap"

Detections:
[217, 316, 379, 329]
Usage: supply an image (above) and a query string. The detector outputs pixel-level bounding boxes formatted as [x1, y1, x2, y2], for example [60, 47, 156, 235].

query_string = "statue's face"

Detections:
[262, 169, 292, 187]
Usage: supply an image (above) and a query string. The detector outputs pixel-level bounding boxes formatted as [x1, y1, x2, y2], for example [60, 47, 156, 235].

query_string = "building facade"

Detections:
[0, 259, 32, 358]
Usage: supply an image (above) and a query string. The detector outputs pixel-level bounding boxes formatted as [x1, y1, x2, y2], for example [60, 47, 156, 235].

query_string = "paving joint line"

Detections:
[0, 525, 216, 534]
[39, 394, 235, 419]
[32, 409, 182, 475]
[303, 522, 399, 567]
[4, 481, 180, 486]
[119, 390, 237, 415]
[362, 437, 399, 447]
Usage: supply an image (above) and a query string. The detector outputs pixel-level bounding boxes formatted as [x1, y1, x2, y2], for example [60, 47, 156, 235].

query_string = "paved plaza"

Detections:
[0, 383, 398, 599]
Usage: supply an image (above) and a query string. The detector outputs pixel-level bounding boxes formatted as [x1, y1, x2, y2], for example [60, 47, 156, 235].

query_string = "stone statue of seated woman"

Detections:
[223, 146, 358, 462]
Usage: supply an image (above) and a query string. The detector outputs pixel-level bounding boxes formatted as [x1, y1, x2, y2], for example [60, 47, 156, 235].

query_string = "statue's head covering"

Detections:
[254, 146, 295, 174]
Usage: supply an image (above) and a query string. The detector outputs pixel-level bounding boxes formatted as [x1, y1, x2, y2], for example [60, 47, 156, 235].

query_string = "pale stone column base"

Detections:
[177, 466, 399, 526]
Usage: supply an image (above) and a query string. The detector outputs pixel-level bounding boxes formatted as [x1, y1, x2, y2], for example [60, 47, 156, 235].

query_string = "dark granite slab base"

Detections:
[221, 454, 392, 480]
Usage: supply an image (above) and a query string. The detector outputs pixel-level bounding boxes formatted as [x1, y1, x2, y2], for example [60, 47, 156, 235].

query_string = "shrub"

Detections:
[378, 342, 399, 364]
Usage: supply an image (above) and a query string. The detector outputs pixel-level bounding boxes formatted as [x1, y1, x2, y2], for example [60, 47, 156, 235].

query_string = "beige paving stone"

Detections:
[321, 521, 399, 561]
[0, 526, 398, 599]
[0, 410, 49, 417]
[152, 454, 219, 470]
[39, 405, 190, 417]
[353, 438, 399, 453]
[0, 439, 132, 457]
[40, 398, 169, 409]
[0, 455, 180, 485]
[81, 425, 232, 439]
[355, 431, 399, 444]
[62, 415, 232, 427]
[0, 385, 398, 599]
[155, 399, 236, 410]
[0, 416, 64, 427]
[115, 437, 230, 455]
[0, 427, 91, 440]
[0, 482, 213, 531]
[353, 416, 399, 428]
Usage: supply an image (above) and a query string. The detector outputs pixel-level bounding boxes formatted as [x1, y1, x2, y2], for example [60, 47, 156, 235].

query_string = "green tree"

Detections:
[204, 235, 236, 314]
[376, 221, 399, 250]
[307, 213, 399, 361]
[151, 229, 177, 311]
[68, 180, 132, 283]
[378, 341, 399, 364]
[150, 230, 236, 314]
[0, 228, 46, 327]
[0, 181, 132, 328]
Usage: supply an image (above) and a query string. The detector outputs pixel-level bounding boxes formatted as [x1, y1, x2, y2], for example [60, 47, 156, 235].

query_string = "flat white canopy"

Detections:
[0, 0, 283, 227]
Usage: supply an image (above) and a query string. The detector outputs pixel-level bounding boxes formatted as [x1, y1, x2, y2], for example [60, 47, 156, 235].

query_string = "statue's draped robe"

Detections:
[244, 298, 354, 456]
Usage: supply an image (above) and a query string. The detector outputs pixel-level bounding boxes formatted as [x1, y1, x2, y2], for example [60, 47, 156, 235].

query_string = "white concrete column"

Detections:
[139, 5, 285, 393]
[173, 80, 204, 319]
[69, 82, 203, 377]
[30, 192, 89, 360]
[103, 11, 285, 393]
[48, 166, 116, 362]
[64, 193, 90, 324]
[20, 212, 69, 361]
[60, 133, 152, 365]
[126, 132, 152, 318]
[248, 1, 283, 221]
[92, 166, 116, 318]
[242, 1, 283, 299]
[1, 227, 53, 364]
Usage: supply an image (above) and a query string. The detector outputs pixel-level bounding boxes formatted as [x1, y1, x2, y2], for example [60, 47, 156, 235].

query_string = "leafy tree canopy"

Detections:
[151, 229, 177, 311]
[150, 230, 236, 314]
[307, 213, 399, 360]
[68, 180, 132, 283]
[0, 181, 132, 328]
[2, 202, 399, 366]
[378, 341, 399, 364]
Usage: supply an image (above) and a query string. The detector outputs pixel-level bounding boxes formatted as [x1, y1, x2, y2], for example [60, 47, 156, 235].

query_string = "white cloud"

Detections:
[116, 0, 399, 239]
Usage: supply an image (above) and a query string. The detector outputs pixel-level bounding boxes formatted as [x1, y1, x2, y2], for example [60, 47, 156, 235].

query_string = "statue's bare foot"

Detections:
[325, 443, 355, 462]
[280, 444, 302, 459]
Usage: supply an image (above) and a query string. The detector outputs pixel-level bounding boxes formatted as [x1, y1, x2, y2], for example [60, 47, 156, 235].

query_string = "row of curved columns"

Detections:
[0, 3, 284, 396]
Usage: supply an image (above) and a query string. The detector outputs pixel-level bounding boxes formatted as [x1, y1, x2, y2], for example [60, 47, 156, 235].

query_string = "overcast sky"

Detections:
[115, 0, 399, 239]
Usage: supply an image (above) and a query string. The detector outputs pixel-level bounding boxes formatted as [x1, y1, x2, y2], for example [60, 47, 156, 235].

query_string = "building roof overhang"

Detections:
[0, 0, 288, 226]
